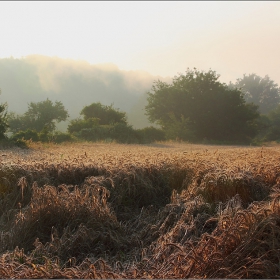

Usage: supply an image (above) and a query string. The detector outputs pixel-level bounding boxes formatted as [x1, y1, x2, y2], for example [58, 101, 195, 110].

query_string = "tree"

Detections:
[80, 102, 127, 125]
[67, 103, 140, 143]
[0, 89, 8, 139]
[68, 103, 127, 134]
[145, 68, 260, 143]
[67, 117, 100, 134]
[8, 99, 69, 133]
[234, 73, 280, 115]
[6, 112, 26, 134]
[261, 105, 280, 141]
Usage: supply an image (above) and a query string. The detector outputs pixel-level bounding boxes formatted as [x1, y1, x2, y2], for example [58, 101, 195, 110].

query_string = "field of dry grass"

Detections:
[0, 141, 279, 278]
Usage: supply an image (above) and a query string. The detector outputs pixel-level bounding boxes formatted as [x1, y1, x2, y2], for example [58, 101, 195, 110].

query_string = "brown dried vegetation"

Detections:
[0, 142, 279, 278]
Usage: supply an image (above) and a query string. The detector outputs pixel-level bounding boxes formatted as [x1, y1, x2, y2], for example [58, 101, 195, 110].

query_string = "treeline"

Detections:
[0, 55, 160, 129]
[146, 68, 280, 144]
[3, 99, 165, 147]
[1, 68, 280, 147]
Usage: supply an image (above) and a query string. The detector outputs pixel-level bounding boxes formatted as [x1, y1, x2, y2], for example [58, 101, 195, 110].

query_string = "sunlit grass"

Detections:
[0, 141, 279, 278]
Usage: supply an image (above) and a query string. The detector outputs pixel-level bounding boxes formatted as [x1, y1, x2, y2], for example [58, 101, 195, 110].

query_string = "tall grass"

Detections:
[0, 142, 279, 278]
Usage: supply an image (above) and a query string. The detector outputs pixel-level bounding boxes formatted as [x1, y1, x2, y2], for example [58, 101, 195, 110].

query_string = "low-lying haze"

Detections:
[0, 55, 169, 129]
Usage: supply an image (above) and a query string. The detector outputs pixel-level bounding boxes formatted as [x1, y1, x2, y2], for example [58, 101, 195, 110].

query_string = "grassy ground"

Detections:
[0, 141, 279, 278]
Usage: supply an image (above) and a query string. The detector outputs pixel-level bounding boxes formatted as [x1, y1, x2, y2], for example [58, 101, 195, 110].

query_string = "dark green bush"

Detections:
[74, 123, 138, 144]
[72, 124, 166, 144]
[75, 125, 110, 142]
[136, 126, 166, 143]
[67, 118, 100, 134]
[52, 132, 74, 144]
[13, 139, 28, 148]
[11, 129, 39, 142]
[109, 123, 138, 143]
[38, 129, 50, 142]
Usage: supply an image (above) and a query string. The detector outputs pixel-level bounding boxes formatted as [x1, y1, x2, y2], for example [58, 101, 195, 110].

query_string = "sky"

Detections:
[1, 1, 280, 85]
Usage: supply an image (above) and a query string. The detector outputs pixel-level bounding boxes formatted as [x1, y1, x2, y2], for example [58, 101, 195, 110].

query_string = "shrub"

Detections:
[67, 118, 100, 134]
[52, 132, 73, 144]
[73, 123, 139, 144]
[75, 126, 110, 142]
[11, 129, 39, 142]
[108, 123, 138, 144]
[136, 126, 166, 143]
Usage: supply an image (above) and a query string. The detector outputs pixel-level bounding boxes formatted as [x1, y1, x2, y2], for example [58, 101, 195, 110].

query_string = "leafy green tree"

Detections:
[67, 117, 100, 134]
[0, 89, 8, 139]
[262, 105, 280, 141]
[6, 112, 26, 134]
[146, 68, 260, 143]
[80, 102, 127, 125]
[8, 99, 69, 133]
[234, 73, 280, 115]
[67, 103, 142, 143]
[67, 102, 128, 136]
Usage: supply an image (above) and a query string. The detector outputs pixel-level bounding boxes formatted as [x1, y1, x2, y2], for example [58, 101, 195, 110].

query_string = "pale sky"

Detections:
[1, 1, 280, 84]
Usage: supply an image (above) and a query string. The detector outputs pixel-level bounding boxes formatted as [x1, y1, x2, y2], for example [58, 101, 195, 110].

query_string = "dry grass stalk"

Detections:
[0, 142, 279, 278]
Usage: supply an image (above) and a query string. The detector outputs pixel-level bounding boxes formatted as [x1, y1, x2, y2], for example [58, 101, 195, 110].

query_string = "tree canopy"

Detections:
[262, 104, 280, 141]
[80, 102, 127, 125]
[68, 102, 127, 134]
[8, 99, 69, 133]
[145, 68, 260, 143]
[234, 73, 280, 115]
[0, 89, 8, 139]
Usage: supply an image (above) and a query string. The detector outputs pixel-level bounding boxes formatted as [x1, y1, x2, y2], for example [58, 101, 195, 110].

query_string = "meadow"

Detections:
[0, 141, 279, 278]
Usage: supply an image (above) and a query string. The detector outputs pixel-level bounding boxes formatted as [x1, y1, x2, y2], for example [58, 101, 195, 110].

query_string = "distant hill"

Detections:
[0, 55, 171, 129]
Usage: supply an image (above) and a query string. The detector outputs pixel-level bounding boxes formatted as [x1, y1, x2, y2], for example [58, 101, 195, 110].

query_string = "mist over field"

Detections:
[0, 55, 171, 129]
